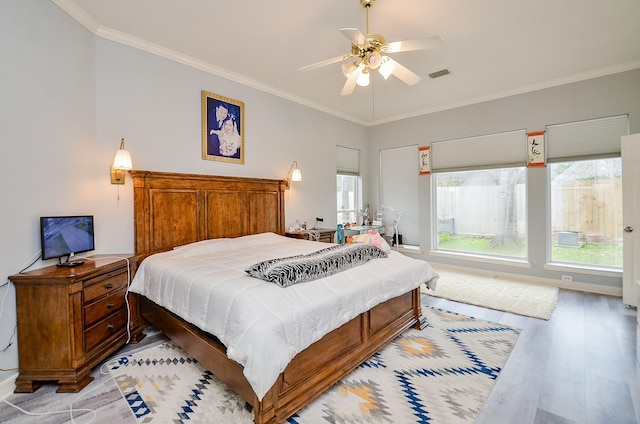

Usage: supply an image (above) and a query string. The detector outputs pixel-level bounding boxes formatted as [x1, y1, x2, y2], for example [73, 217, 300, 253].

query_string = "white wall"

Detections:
[92, 38, 369, 253]
[0, 0, 97, 386]
[367, 69, 640, 290]
[0, 1, 368, 388]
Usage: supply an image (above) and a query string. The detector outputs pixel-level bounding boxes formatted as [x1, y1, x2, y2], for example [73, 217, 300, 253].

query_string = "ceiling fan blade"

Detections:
[298, 54, 351, 72]
[340, 71, 359, 96]
[387, 58, 422, 86]
[339, 28, 366, 46]
[385, 36, 444, 53]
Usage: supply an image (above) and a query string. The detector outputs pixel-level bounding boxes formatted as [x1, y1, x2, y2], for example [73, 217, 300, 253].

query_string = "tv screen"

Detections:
[40, 215, 95, 262]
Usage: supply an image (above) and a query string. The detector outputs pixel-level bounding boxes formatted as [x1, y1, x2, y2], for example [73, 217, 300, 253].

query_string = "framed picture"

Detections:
[527, 131, 545, 167]
[418, 146, 431, 174]
[201, 90, 245, 164]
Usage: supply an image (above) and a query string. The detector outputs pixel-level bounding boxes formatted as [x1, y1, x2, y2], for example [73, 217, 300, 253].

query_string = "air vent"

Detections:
[428, 68, 451, 79]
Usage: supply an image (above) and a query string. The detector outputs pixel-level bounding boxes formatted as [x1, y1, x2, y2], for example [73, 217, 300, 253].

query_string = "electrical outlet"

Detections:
[561, 275, 573, 282]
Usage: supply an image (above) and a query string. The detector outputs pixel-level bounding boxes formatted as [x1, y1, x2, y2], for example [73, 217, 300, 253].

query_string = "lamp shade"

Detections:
[113, 149, 133, 170]
[378, 56, 395, 80]
[291, 168, 302, 182]
[356, 69, 370, 87]
[112, 138, 133, 170]
[366, 51, 382, 69]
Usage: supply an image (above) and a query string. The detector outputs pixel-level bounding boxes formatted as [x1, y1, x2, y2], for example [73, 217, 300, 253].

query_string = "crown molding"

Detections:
[51, 0, 640, 128]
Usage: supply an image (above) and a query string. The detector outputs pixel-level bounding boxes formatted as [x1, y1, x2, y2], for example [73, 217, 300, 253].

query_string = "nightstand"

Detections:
[285, 228, 336, 243]
[9, 254, 145, 393]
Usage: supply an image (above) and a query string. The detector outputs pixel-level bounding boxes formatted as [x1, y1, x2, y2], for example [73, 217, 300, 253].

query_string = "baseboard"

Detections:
[0, 373, 18, 401]
[429, 263, 623, 298]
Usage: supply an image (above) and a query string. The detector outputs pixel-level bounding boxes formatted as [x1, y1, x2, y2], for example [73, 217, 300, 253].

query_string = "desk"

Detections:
[343, 225, 384, 235]
[285, 228, 336, 243]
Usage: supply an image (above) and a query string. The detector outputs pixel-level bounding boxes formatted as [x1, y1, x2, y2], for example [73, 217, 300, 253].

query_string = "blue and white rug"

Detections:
[107, 307, 520, 423]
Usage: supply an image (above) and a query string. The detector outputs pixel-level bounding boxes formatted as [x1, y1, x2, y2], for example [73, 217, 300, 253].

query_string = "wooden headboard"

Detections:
[130, 170, 286, 256]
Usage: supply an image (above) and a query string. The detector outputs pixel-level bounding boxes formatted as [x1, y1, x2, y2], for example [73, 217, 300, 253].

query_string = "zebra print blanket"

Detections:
[245, 243, 387, 287]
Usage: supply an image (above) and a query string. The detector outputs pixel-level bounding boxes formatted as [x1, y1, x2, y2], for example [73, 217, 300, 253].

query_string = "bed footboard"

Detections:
[137, 287, 423, 424]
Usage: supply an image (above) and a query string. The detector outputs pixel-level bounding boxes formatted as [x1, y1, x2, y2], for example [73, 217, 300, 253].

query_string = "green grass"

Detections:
[438, 234, 622, 268]
[438, 234, 525, 257]
[552, 244, 623, 267]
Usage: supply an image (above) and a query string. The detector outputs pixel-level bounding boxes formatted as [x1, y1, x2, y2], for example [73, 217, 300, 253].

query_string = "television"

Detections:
[40, 215, 95, 267]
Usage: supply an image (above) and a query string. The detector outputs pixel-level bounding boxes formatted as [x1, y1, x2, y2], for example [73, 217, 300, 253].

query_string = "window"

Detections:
[434, 168, 527, 258]
[547, 115, 628, 269]
[337, 174, 359, 224]
[432, 130, 528, 259]
[337, 146, 360, 225]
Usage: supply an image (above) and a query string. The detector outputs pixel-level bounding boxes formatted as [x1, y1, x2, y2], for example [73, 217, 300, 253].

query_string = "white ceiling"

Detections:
[54, 0, 640, 125]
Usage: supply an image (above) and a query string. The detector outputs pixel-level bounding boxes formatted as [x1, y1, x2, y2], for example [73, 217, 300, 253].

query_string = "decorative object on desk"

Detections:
[419, 145, 431, 174]
[284, 160, 302, 189]
[373, 210, 383, 226]
[337, 224, 344, 244]
[358, 204, 369, 226]
[107, 307, 519, 423]
[201, 90, 244, 164]
[110, 138, 133, 184]
[381, 204, 402, 251]
[313, 217, 323, 229]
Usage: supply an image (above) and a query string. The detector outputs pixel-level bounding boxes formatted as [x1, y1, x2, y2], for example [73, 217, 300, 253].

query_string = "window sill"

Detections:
[429, 250, 531, 268]
[394, 245, 422, 255]
[544, 262, 621, 278]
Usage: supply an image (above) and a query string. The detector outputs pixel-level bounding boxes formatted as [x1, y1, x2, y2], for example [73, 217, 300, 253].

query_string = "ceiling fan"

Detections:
[298, 0, 444, 96]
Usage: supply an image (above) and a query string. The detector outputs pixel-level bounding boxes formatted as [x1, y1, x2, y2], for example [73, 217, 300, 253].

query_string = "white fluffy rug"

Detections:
[425, 268, 559, 320]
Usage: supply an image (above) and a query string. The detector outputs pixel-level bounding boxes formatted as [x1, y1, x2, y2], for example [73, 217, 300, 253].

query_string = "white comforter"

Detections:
[129, 232, 438, 400]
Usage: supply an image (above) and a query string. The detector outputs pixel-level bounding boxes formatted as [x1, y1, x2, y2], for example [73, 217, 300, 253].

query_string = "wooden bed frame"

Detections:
[130, 170, 425, 424]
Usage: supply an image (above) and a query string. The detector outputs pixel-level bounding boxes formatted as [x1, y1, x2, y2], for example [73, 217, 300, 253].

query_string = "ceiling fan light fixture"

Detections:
[341, 61, 358, 77]
[378, 56, 395, 79]
[365, 50, 382, 69]
[356, 68, 370, 86]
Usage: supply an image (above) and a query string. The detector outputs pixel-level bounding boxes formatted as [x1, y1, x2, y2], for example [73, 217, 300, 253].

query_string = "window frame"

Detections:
[337, 173, 360, 225]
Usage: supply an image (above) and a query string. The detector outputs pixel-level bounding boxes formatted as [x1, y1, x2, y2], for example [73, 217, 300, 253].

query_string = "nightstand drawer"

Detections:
[84, 288, 126, 327]
[83, 271, 129, 303]
[84, 308, 128, 352]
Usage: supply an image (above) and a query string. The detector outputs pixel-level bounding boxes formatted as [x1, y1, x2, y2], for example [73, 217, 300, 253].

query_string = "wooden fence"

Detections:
[551, 178, 622, 241]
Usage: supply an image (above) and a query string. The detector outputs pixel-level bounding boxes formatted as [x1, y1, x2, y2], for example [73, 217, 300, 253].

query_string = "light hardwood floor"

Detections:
[1, 289, 638, 423]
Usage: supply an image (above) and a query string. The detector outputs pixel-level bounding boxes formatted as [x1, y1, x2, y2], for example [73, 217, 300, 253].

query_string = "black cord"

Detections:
[0, 325, 16, 353]
[0, 252, 41, 354]
[18, 255, 41, 274]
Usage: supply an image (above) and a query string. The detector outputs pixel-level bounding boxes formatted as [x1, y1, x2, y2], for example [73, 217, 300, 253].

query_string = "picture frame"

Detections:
[201, 90, 245, 164]
[418, 146, 431, 174]
[527, 131, 545, 167]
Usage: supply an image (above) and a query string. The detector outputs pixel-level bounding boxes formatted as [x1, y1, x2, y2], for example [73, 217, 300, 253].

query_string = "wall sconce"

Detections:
[110, 138, 133, 184]
[284, 160, 302, 190]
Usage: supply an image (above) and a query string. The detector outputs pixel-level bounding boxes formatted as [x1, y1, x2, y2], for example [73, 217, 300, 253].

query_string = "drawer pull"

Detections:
[107, 323, 115, 330]
[105, 283, 114, 289]
[107, 302, 114, 308]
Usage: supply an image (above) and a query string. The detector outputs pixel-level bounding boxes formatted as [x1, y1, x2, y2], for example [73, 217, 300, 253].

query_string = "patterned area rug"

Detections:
[107, 307, 520, 423]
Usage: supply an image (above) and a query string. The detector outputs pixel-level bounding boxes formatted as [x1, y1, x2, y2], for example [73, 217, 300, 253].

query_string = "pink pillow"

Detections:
[368, 230, 391, 253]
